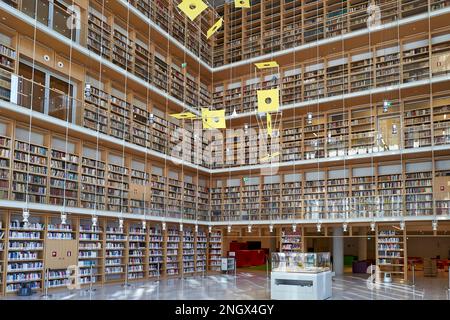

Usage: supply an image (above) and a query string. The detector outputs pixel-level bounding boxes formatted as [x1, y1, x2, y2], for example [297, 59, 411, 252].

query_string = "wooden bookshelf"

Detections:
[195, 228, 207, 273]
[80, 147, 106, 211]
[281, 174, 302, 220]
[303, 113, 325, 160]
[112, 22, 134, 72]
[303, 171, 326, 220]
[210, 184, 223, 222]
[87, 5, 112, 60]
[49, 138, 79, 208]
[376, 224, 407, 282]
[327, 111, 349, 158]
[405, 162, 433, 217]
[435, 158, 450, 216]
[433, 96, 450, 146]
[183, 179, 196, 221]
[106, 154, 129, 213]
[0, 120, 11, 200]
[350, 107, 376, 155]
[182, 228, 195, 275]
[127, 223, 147, 280]
[109, 89, 131, 141]
[148, 225, 163, 278]
[134, 38, 153, 83]
[167, 175, 182, 219]
[165, 226, 181, 276]
[404, 99, 432, 149]
[377, 166, 403, 218]
[197, 182, 210, 221]
[213, 0, 450, 66]
[0, 212, 6, 294]
[208, 230, 222, 272]
[402, 36, 430, 83]
[82, 79, 109, 135]
[242, 178, 261, 221]
[280, 227, 303, 253]
[261, 178, 281, 221]
[104, 219, 127, 282]
[78, 218, 103, 286]
[6, 213, 45, 293]
[12, 129, 48, 204]
[351, 166, 376, 219]
[327, 169, 350, 220]
[46, 216, 77, 289]
[0, 30, 16, 103]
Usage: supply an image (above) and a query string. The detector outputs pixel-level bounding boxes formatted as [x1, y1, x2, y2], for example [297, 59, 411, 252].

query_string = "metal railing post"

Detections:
[41, 268, 52, 299]
[85, 264, 96, 293]
[123, 263, 131, 287]
[412, 264, 416, 287]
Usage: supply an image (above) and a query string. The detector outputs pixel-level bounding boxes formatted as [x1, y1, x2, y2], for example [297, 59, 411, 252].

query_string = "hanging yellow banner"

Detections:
[257, 89, 280, 113]
[202, 108, 226, 129]
[255, 61, 279, 69]
[207, 18, 224, 39]
[178, 0, 208, 21]
[235, 0, 251, 8]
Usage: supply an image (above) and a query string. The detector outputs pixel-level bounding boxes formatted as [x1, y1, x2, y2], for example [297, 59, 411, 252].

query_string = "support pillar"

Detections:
[333, 227, 344, 276]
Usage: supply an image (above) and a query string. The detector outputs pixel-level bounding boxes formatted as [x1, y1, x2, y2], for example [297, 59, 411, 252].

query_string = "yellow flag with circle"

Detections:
[177, 0, 209, 21]
[257, 89, 280, 113]
[202, 108, 226, 129]
[235, 0, 250, 8]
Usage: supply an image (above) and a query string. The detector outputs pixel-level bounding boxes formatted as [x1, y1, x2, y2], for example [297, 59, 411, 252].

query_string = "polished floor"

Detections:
[2, 271, 449, 300]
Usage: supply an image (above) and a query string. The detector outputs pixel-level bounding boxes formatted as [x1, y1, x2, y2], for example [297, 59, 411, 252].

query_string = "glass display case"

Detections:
[272, 252, 331, 273]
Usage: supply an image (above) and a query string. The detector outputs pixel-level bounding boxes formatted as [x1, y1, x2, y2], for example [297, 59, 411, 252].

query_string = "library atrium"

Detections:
[0, 0, 449, 302]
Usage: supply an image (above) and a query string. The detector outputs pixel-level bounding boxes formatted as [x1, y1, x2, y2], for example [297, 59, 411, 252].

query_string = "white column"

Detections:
[333, 227, 344, 276]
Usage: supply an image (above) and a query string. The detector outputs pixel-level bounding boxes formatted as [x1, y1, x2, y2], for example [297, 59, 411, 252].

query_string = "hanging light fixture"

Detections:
[248, 225, 252, 233]
[244, 124, 249, 133]
[194, 224, 198, 233]
[60, 211, 67, 225]
[292, 224, 297, 233]
[208, 225, 212, 233]
[269, 224, 274, 233]
[162, 222, 166, 231]
[179, 223, 183, 232]
[84, 83, 92, 98]
[91, 215, 98, 228]
[392, 124, 398, 135]
[227, 225, 232, 233]
[22, 209, 30, 225]
[231, 107, 237, 117]
[383, 100, 391, 113]
[432, 220, 438, 231]
[343, 222, 348, 232]
[370, 221, 376, 232]
[149, 113, 155, 124]
[119, 218, 124, 231]
[400, 220, 405, 231]
[307, 112, 313, 124]
[142, 220, 147, 230]
[316, 223, 322, 232]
